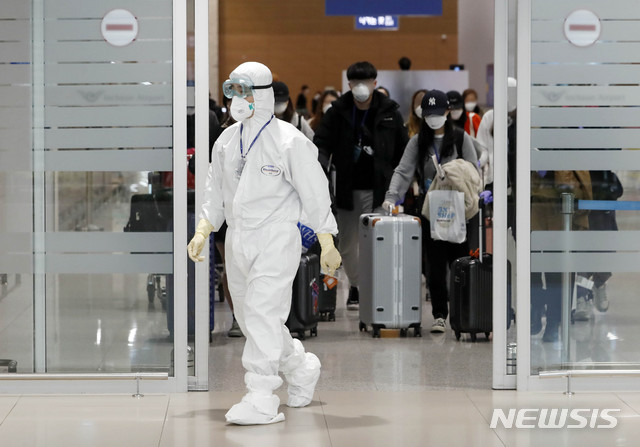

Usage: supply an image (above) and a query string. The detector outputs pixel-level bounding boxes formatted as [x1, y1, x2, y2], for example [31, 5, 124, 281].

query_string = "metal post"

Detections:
[561, 193, 574, 364]
[564, 373, 574, 396]
[132, 373, 143, 398]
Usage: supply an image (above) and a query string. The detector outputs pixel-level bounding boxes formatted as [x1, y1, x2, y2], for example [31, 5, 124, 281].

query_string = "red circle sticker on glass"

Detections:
[564, 9, 601, 47]
[101, 9, 139, 47]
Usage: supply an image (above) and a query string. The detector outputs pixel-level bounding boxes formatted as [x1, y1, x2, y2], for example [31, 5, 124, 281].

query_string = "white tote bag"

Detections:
[428, 190, 467, 243]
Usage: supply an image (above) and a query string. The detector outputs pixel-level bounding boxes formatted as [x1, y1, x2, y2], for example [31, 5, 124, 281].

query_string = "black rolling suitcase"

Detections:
[450, 204, 492, 341]
[305, 241, 337, 322]
[286, 253, 320, 339]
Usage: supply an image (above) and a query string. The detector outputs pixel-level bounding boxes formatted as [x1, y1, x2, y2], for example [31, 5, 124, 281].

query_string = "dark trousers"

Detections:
[531, 272, 562, 327]
[421, 216, 469, 320]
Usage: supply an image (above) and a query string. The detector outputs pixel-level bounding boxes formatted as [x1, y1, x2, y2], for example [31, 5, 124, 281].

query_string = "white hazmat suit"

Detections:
[189, 62, 339, 425]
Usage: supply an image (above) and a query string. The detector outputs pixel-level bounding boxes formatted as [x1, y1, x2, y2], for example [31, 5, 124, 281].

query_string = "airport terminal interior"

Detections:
[3, 0, 640, 445]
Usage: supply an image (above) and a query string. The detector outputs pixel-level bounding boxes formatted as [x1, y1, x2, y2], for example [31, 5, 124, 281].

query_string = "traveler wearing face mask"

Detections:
[308, 89, 340, 132]
[272, 81, 315, 141]
[314, 61, 409, 310]
[463, 88, 482, 116]
[187, 62, 341, 425]
[447, 90, 489, 187]
[383, 90, 478, 334]
[447, 90, 481, 139]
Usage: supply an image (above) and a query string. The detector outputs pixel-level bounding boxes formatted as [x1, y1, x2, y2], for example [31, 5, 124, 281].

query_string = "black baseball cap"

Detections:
[421, 90, 449, 116]
[272, 81, 290, 103]
[446, 90, 464, 110]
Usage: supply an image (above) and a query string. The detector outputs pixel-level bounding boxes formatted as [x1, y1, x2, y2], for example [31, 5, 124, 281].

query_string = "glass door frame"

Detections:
[514, 0, 640, 392]
[492, 0, 516, 390]
[0, 0, 190, 394]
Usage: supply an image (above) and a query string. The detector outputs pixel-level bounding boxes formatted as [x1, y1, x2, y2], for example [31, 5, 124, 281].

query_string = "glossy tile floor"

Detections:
[3, 280, 640, 446]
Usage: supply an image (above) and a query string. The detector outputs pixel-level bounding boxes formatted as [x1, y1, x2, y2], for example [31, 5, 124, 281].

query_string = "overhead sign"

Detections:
[564, 9, 601, 47]
[356, 15, 399, 30]
[326, 0, 441, 16]
[101, 9, 139, 47]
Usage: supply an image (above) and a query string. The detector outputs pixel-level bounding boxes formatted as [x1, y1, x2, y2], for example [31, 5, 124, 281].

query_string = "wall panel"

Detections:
[218, 0, 458, 98]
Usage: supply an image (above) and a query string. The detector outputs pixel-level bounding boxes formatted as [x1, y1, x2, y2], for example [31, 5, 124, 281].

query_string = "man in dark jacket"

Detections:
[314, 61, 409, 309]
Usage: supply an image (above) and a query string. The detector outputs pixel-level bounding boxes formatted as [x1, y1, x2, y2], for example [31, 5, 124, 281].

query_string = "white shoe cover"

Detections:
[225, 394, 285, 425]
[225, 372, 285, 425]
[285, 352, 321, 408]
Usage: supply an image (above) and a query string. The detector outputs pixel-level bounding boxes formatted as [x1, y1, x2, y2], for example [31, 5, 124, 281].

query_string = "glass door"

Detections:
[518, 0, 640, 391]
[0, 0, 191, 393]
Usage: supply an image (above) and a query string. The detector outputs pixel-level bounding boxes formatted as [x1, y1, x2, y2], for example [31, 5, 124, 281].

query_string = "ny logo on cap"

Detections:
[429, 97, 436, 106]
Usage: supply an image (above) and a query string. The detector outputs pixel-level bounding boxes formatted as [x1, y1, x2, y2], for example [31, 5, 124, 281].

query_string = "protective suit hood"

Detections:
[229, 62, 275, 129]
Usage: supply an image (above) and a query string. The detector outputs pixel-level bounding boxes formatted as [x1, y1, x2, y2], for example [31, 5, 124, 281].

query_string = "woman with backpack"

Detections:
[383, 90, 479, 334]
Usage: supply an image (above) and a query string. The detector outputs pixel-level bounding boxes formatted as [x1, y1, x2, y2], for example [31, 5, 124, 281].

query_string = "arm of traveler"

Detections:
[392, 109, 410, 167]
[385, 136, 420, 207]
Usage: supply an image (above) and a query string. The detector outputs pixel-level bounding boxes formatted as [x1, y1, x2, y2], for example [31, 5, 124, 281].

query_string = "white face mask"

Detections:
[230, 96, 255, 121]
[465, 101, 477, 112]
[322, 103, 332, 114]
[425, 115, 447, 130]
[450, 109, 464, 120]
[414, 106, 422, 118]
[274, 102, 288, 115]
[352, 83, 371, 103]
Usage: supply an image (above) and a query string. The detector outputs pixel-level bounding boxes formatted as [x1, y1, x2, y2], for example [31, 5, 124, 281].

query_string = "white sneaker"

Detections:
[573, 296, 592, 321]
[593, 284, 609, 312]
[430, 318, 446, 333]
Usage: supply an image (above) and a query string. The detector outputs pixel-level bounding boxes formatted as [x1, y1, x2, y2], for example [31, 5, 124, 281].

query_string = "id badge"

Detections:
[235, 158, 246, 179]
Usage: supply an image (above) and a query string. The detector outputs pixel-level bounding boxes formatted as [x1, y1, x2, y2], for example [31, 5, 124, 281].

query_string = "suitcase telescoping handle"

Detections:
[478, 199, 484, 262]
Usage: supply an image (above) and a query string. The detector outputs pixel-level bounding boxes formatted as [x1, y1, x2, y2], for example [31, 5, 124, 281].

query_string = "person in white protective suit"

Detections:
[187, 62, 341, 425]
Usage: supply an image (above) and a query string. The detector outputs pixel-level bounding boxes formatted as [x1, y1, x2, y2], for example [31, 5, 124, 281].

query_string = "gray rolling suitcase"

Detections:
[358, 213, 422, 338]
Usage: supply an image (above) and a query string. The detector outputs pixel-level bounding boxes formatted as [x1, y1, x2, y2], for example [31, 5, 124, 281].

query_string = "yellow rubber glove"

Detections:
[187, 218, 215, 262]
[317, 233, 341, 277]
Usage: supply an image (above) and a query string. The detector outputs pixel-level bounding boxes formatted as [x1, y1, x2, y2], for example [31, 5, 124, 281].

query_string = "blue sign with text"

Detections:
[326, 0, 442, 16]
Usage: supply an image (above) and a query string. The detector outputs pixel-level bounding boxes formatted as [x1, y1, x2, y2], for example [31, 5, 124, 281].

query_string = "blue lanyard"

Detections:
[240, 115, 274, 159]
[432, 143, 442, 165]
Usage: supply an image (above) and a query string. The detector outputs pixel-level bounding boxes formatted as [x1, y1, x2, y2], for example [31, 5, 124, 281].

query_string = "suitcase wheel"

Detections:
[485, 332, 491, 340]
[470, 333, 477, 342]
[414, 327, 422, 337]
[329, 311, 335, 322]
[310, 327, 318, 337]
[400, 329, 408, 338]
[359, 321, 367, 332]
[455, 331, 461, 341]
[372, 327, 381, 338]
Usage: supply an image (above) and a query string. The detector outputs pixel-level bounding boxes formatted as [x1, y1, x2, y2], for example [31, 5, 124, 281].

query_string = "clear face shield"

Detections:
[222, 76, 272, 99]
